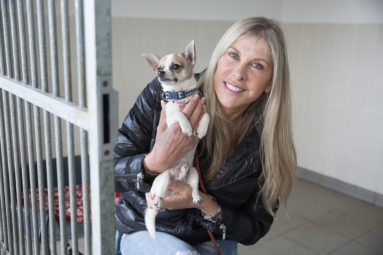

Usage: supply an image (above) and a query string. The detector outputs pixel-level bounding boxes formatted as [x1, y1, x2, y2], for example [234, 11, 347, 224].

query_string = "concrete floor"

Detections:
[238, 178, 383, 255]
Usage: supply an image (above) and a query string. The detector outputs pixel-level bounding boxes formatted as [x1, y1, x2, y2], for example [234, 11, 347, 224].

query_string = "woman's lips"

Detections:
[224, 81, 245, 93]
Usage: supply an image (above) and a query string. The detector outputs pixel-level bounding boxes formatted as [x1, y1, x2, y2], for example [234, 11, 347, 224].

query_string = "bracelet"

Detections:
[202, 205, 222, 222]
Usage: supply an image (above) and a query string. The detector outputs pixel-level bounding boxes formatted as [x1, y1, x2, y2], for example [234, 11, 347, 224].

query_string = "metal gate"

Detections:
[0, 0, 116, 254]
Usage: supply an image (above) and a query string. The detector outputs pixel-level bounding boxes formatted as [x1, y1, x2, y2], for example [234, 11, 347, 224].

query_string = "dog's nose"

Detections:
[158, 70, 165, 77]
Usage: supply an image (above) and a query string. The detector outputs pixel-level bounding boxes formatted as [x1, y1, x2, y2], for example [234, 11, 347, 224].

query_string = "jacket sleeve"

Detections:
[114, 78, 161, 193]
[220, 191, 277, 245]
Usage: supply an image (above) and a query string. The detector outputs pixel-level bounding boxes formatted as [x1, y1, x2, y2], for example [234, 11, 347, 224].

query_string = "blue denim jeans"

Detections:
[120, 231, 237, 255]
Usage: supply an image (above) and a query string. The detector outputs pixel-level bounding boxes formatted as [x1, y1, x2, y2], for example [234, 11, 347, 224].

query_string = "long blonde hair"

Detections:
[200, 17, 296, 216]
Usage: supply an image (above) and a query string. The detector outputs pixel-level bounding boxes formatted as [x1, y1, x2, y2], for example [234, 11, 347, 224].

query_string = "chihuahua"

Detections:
[142, 40, 210, 238]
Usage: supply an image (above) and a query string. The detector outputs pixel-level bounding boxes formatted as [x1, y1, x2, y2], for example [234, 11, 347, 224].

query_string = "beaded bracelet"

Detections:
[202, 205, 222, 222]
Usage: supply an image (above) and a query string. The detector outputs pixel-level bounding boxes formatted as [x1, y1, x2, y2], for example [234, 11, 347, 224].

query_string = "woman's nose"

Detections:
[232, 63, 247, 81]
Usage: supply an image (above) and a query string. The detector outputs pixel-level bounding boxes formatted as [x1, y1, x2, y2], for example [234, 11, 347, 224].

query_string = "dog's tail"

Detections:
[145, 208, 158, 239]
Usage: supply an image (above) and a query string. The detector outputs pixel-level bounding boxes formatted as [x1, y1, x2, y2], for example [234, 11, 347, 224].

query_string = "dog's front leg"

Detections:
[195, 113, 210, 139]
[187, 167, 202, 205]
[166, 103, 193, 136]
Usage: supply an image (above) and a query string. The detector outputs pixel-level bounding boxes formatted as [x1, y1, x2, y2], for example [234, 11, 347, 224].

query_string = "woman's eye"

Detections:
[229, 52, 239, 60]
[252, 63, 263, 70]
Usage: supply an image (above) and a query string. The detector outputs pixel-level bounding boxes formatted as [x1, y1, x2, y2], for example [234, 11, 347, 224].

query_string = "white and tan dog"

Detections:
[142, 40, 210, 239]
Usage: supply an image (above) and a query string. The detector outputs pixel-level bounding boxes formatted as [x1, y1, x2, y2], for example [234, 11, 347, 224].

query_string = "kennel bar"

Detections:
[8, 0, 27, 254]
[0, 6, 7, 252]
[47, 0, 60, 254]
[0, 0, 9, 253]
[60, 0, 80, 252]
[75, 0, 92, 254]
[36, 0, 51, 253]
[58, 0, 70, 253]
[0, 1, 18, 254]
[0, 0, 116, 254]
[84, 0, 116, 254]
[25, 2, 45, 253]
[0, 95, 12, 255]
[1, 0, 11, 76]
[16, 0, 32, 253]
[1, 91, 17, 255]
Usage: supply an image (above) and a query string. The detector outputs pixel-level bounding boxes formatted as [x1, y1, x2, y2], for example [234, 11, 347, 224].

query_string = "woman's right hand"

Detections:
[144, 95, 206, 174]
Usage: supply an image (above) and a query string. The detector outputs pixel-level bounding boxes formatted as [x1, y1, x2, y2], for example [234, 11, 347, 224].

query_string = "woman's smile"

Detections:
[223, 81, 245, 93]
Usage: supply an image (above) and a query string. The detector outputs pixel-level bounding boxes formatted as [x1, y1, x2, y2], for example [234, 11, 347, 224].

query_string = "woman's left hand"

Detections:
[146, 180, 220, 215]
[157, 180, 196, 210]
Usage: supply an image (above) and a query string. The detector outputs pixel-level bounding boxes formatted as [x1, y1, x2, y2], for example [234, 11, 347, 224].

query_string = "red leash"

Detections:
[195, 150, 223, 255]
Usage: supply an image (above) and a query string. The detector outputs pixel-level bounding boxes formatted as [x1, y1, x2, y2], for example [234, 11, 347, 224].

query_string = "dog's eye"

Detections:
[172, 64, 181, 70]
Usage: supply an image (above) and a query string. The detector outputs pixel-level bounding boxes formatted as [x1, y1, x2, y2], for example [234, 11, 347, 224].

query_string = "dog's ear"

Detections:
[142, 53, 160, 70]
[184, 40, 196, 66]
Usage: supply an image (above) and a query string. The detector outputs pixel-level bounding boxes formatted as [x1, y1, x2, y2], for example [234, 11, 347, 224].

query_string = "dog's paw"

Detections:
[184, 130, 193, 137]
[153, 199, 161, 209]
[182, 127, 193, 136]
[178, 119, 193, 136]
[193, 198, 202, 206]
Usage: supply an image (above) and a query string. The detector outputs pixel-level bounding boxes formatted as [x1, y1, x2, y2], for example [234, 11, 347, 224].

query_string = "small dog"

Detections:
[142, 40, 210, 238]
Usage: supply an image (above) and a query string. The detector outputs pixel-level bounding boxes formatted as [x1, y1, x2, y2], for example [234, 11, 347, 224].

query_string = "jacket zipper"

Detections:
[136, 172, 144, 189]
[220, 224, 226, 240]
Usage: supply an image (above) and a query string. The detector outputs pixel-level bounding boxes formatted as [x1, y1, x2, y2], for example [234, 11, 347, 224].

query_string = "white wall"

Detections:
[112, 0, 283, 21]
[282, 0, 383, 24]
[111, 0, 383, 202]
[281, 0, 383, 204]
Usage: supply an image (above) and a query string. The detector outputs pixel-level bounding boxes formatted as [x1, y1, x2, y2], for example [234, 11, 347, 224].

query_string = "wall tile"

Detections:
[335, 24, 357, 44]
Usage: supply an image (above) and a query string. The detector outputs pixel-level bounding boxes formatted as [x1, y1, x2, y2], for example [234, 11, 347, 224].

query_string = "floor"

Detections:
[238, 177, 383, 255]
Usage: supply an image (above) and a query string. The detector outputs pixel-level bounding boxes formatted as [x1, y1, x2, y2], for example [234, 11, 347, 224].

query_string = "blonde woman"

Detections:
[115, 17, 296, 255]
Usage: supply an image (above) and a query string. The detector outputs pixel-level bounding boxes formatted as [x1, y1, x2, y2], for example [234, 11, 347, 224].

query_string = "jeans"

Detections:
[120, 231, 237, 255]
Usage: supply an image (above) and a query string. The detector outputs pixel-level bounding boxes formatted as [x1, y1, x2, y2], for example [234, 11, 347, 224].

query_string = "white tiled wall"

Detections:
[285, 23, 383, 196]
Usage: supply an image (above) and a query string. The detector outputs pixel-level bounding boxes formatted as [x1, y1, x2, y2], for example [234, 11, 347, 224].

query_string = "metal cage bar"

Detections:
[25, 1, 41, 254]
[35, 0, 49, 254]
[2, 92, 18, 255]
[58, 0, 71, 254]
[16, 0, 32, 254]
[0, 95, 12, 253]
[8, 1, 26, 254]
[1, 1, 18, 254]
[0, 2, 10, 253]
[84, 1, 116, 254]
[75, 0, 91, 254]
[47, 0, 60, 254]
[0, 0, 11, 76]
[0, 1, 116, 254]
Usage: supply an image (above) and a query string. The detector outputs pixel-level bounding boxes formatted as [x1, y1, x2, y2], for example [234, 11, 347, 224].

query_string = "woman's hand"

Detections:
[145, 180, 220, 215]
[145, 181, 191, 210]
[144, 95, 206, 174]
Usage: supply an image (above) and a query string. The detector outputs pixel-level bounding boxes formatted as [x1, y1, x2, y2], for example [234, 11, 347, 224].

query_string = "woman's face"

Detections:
[214, 34, 273, 120]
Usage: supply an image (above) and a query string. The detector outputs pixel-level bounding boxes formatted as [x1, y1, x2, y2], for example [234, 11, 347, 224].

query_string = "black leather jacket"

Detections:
[114, 77, 275, 245]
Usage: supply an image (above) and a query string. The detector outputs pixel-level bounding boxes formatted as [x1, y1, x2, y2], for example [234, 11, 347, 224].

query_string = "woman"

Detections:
[114, 17, 296, 255]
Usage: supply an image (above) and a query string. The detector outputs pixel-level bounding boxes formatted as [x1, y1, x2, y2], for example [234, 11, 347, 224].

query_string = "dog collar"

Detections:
[162, 88, 199, 101]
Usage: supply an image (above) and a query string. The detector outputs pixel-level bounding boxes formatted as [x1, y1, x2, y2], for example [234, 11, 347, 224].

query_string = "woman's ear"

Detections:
[265, 84, 272, 93]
